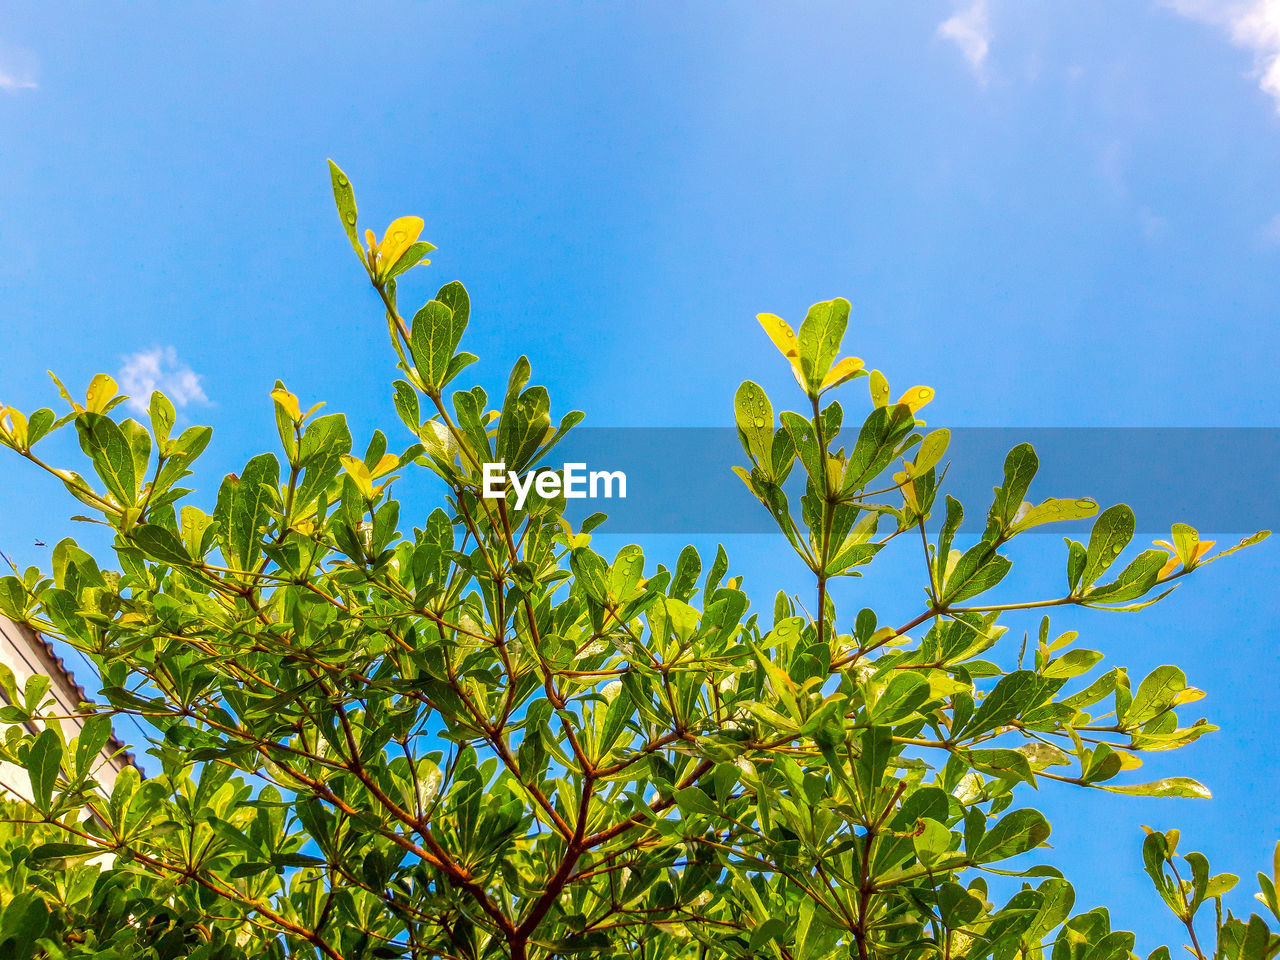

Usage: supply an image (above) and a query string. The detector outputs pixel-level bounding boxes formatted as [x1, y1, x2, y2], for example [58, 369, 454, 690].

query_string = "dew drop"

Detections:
[753, 417, 765, 428]
[338, 176, 349, 187]
[345, 213, 356, 225]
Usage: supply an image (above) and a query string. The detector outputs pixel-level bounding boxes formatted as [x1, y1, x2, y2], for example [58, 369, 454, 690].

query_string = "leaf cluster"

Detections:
[0, 164, 1272, 960]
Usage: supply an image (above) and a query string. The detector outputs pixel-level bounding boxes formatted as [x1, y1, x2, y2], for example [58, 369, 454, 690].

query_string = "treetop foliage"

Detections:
[0, 161, 1273, 960]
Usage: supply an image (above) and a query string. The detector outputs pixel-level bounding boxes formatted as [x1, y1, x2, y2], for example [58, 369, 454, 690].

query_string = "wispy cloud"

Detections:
[0, 40, 38, 93]
[0, 71, 36, 92]
[1166, 0, 1280, 111]
[938, 0, 992, 80]
[118, 347, 209, 415]
[1259, 212, 1280, 243]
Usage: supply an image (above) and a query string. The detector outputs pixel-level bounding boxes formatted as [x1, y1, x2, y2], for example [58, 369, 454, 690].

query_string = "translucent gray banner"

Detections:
[529, 428, 1279, 534]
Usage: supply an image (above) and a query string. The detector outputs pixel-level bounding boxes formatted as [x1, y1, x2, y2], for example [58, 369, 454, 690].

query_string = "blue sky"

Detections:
[2, 1, 1279, 949]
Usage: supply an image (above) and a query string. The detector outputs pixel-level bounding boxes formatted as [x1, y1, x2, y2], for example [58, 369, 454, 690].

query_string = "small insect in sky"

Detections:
[33, 540, 45, 547]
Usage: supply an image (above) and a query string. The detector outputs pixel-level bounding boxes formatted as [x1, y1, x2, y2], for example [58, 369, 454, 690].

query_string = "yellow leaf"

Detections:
[869, 370, 890, 407]
[894, 469, 919, 510]
[1172, 686, 1205, 706]
[756, 313, 807, 389]
[376, 216, 424, 273]
[340, 454, 374, 499]
[421, 421, 460, 462]
[48, 372, 84, 414]
[270, 387, 302, 422]
[85, 373, 118, 414]
[1157, 552, 1179, 578]
[371, 453, 400, 478]
[1048, 630, 1078, 653]
[869, 627, 896, 646]
[757, 312, 799, 360]
[819, 356, 865, 392]
[897, 385, 934, 414]
[1115, 749, 1143, 771]
[4, 408, 27, 447]
[824, 456, 844, 491]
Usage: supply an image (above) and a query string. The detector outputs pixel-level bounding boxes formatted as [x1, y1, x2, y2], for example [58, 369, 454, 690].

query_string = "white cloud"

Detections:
[118, 347, 208, 415]
[1166, 0, 1280, 111]
[0, 70, 36, 92]
[1139, 206, 1169, 240]
[0, 41, 38, 93]
[939, 1, 992, 79]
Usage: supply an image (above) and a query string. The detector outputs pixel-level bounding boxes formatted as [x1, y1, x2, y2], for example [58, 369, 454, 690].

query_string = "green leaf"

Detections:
[1080, 504, 1135, 590]
[866, 673, 931, 724]
[1100, 777, 1211, 799]
[385, 240, 436, 280]
[75, 715, 114, 779]
[570, 548, 610, 603]
[1042, 648, 1103, 680]
[937, 881, 984, 927]
[844, 404, 915, 492]
[409, 298, 466, 393]
[433, 281, 471, 382]
[960, 671, 1058, 739]
[328, 159, 363, 260]
[1123, 665, 1186, 727]
[944, 544, 1012, 603]
[119, 417, 152, 486]
[130, 523, 191, 566]
[670, 546, 701, 602]
[1205, 869, 1238, 899]
[855, 725, 893, 805]
[1011, 497, 1099, 534]
[796, 298, 850, 392]
[24, 408, 57, 448]
[392, 379, 421, 434]
[675, 786, 720, 818]
[148, 391, 176, 444]
[912, 818, 952, 867]
[781, 410, 823, 482]
[911, 428, 950, 475]
[1086, 549, 1167, 603]
[214, 453, 280, 571]
[1200, 529, 1270, 566]
[968, 748, 1036, 787]
[295, 413, 351, 509]
[497, 380, 552, 474]
[179, 505, 217, 559]
[1065, 538, 1087, 592]
[29, 842, 102, 863]
[153, 424, 212, 493]
[229, 862, 273, 879]
[973, 808, 1050, 863]
[27, 729, 62, 812]
[989, 443, 1039, 530]
[734, 381, 774, 468]
[75, 413, 136, 505]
